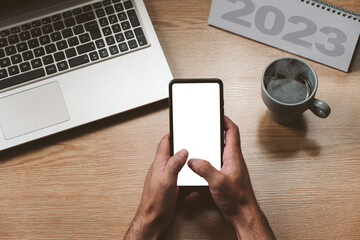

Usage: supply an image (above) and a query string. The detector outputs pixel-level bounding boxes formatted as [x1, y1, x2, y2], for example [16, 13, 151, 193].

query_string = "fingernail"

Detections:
[188, 159, 196, 168]
[177, 149, 188, 159]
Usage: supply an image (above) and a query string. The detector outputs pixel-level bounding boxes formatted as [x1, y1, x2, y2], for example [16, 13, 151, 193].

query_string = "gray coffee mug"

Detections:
[261, 57, 331, 125]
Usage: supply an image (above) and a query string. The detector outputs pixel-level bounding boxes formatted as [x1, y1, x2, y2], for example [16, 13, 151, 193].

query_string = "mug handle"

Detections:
[310, 99, 331, 118]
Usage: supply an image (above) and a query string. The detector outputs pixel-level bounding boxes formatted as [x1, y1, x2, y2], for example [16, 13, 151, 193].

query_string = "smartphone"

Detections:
[169, 79, 224, 187]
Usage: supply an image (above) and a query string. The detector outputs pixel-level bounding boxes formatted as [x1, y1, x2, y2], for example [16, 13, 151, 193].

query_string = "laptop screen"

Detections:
[0, 0, 81, 24]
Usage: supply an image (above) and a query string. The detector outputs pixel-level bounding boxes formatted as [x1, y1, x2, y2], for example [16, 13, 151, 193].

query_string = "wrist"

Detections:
[125, 213, 161, 240]
[232, 201, 276, 240]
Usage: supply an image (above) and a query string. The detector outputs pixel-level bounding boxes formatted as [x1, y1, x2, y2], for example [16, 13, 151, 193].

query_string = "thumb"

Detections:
[166, 149, 188, 179]
[188, 159, 221, 185]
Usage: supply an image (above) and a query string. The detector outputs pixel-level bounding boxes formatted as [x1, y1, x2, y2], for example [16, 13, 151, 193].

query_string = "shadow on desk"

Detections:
[257, 112, 322, 160]
[0, 99, 169, 163]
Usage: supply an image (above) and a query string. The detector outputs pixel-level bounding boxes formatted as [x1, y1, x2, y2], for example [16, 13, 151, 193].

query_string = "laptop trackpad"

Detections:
[0, 82, 70, 140]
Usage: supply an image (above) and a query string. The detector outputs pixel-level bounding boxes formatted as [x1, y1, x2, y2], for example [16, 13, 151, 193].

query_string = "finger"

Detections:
[154, 134, 171, 168]
[224, 116, 241, 148]
[188, 158, 222, 185]
[166, 149, 188, 179]
[184, 191, 201, 204]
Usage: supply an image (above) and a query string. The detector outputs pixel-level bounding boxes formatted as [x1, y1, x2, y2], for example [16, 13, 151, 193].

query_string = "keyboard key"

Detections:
[68, 36, 79, 47]
[79, 33, 91, 43]
[0, 69, 8, 79]
[96, 9, 106, 18]
[28, 39, 40, 49]
[124, 30, 134, 39]
[19, 31, 31, 41]
[52, 14, 62, 22]
[56, 40, 68, 50]
[31, 20, 41, 28]
[16, 42, 28, 52]
[108, 15, 118, 24]
[0, 68, 45, 90]
[121, 21, 131, 30]
[8, 65, 20, 76]
[102, 0, 111, 6]
[128, 39, 138, 49]
[83, 4, 93, 12]
[95, 39, 105, 48]
[54, 51, 66, 61]
[21, 23, 31, 31]
[45, 43, 56, 54]
[0, 49, 4, 58]
[112, 24, 121, 33]
[99, 18, 109, 27]
[63, 11, 73, 18]
[62, 28, 74, 38]
[114, 3, 124, 12]
[46, 64, 57, 75]
[105, 6, 115, 15]
[20, 62, 31, 72]
[39, 35, 51, 45]
[53, 21, 65, 31]
[31, 58, 42, 68]
[34, 47, 45, 57]
[89, 51, 99, 61]
[106, 36, 115, 45]
[109, 45, 119, 55]
[76, 12, 95, 24]
[65, 48, 77, 58]
[22, 51, 34, 61]
[118, 12, 127, 21]
[11, 26, 20, 34]
[93, 2, 102, 9]
[112, 0, 121, 3]
[118, 42, 128, 52]
[50, 31, 62, 42]
[8, 35, 20, 44]
[64, 17, 76, 27]
[123, 1, 133, 9]
[42, 17, 51, 25]
[31, 28, 42, 38]
[11, 54, 22, 64]
[77, 42, 96, 54]
[1, 30, 10, 37]
[42, 55, 54, 65]
[42, 24, 54, 34]
[0, 38, 8, 47]
[73, 7, 82, 15]
[127, 9, 140, 27]
[5, 46, 16, 56]
[115, 33, 125, 42]
[99, 48, 108, 58]
[85, 21, 102, 40]
[73, 25, 85, 35]
[0, 57, 11, 68]
[69, 54, 90, 67]
[134, 28, 147, 46]
[102, 27, 112, 36]
[57, 61, 69, 71]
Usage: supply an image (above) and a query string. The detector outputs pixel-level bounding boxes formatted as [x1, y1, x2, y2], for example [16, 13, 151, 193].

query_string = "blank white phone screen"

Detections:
[172, 82, 222, 186]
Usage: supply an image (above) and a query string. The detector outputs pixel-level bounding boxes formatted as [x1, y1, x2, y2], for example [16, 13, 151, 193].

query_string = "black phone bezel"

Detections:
[169, 78, 225, 189]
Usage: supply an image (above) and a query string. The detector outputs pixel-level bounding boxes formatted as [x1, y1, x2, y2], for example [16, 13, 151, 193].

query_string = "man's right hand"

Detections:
[187, 116, 276, 240]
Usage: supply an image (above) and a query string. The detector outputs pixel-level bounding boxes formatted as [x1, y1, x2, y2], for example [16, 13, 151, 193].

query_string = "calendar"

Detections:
[209, 0, 360, 72]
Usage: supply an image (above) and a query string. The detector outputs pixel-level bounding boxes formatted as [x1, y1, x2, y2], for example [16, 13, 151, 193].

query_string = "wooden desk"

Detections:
[1, 0, 359, 239]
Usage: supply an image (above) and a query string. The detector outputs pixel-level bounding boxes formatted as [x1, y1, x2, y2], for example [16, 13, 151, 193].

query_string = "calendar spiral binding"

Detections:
[299, 0, 360, 22]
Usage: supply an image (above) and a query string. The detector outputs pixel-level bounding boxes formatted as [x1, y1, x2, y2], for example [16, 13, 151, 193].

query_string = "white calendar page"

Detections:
[209, 0, 360, 72]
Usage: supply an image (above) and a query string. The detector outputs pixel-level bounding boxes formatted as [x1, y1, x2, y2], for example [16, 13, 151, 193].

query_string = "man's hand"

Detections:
[124, 134, 188, 240]
[188, 116, 276, 240]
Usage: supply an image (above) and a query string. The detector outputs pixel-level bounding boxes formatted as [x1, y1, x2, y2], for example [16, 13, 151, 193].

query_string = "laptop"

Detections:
[0, 0, 173, 151]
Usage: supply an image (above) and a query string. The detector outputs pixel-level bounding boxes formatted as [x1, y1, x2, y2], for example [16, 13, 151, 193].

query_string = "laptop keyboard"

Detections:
[0, 0, 149, 91]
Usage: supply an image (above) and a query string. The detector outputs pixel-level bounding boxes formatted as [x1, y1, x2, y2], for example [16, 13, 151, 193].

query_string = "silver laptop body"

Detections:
[0, 0, 172, 151]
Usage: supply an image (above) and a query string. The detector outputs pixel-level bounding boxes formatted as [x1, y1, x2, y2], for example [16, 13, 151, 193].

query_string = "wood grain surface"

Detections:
[1, 0, 359, 239]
